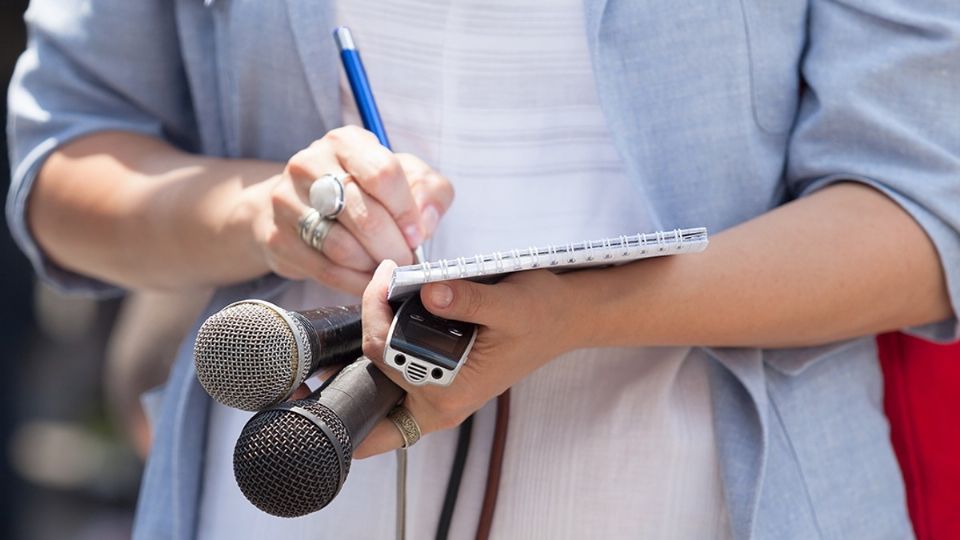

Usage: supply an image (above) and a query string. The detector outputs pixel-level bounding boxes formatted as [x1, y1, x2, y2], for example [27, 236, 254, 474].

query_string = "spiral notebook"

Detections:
[387, 227, 709, 300]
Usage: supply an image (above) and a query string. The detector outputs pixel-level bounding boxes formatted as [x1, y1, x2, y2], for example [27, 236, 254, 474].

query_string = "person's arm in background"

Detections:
[356, 0, 960, 456]
[105, 288, 214, 458]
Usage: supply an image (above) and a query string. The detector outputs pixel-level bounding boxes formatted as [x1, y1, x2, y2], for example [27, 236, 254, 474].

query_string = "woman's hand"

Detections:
[354, 260, 585, 458]
[239, 126, 454, 295]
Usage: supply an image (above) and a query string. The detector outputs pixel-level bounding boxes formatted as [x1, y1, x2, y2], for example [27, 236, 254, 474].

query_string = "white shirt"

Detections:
[198, 1, 730, 538]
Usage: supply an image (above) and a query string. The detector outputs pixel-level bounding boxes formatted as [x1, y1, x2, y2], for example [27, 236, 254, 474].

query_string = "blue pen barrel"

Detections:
[334, 26, 423, 262]
[335, 28, 391, 150]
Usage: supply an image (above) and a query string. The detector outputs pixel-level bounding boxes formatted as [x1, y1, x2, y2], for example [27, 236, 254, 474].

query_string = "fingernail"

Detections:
[429, 284, 453, 308]
[421, 205, 440, 238]
[404, 225, 423, 247]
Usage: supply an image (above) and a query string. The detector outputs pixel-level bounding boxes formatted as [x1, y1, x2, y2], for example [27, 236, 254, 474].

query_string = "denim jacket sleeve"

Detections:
[786, 0, 960, 342]
[5, 0, 197, 296]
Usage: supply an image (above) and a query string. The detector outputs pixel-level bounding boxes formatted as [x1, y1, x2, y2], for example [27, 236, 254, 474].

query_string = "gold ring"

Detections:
[387, 405, 421, 449]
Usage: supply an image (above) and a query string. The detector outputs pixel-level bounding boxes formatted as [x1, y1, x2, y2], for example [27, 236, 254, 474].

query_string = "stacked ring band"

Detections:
[298, 208, 322, 244]
[298, 209, 335, 252]
[309, 218, 335, 251]
[387, 405, 422, 449]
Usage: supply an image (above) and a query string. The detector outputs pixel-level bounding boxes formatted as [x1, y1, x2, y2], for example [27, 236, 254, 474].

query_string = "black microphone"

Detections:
[194, 300, 362, 411]
[233, 357, 405, 517]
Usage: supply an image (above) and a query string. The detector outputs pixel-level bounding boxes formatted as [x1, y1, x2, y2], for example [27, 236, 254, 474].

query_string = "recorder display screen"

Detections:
[405, 320, 462, 360]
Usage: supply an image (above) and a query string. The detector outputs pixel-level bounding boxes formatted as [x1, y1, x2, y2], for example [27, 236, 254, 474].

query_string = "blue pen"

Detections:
[333, 26, 425, 263]
[333, 27, 391, 149]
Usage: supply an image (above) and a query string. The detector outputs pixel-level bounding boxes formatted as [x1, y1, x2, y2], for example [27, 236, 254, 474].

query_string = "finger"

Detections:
[395, 153, 455, 240]
[314, 222, 377, 272]
[360, 261, 438, 394]
[271, 190, 377, 272]
[304, 365, 346, 391]
[289, 383, 311, 401]
[270, 229, 372, 295]
[285, 146, 342, 202]
[420, 279, 514, 327]
[283, 141, 414, 266]
[352, 417, 405, 459]
[326, 127, 424, 247]
[338, 178, 416, 265]
[361, 260, 400, 363]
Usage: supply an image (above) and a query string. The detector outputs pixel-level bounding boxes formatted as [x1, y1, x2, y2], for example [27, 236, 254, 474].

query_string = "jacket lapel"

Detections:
[133, 309, 212, 540]
[582, 0, 609, 43]
[171, 346, 211, 540]
[705, 348, 769, 540]
[283, 0, 343, 133]
[583, 1, 767, 537]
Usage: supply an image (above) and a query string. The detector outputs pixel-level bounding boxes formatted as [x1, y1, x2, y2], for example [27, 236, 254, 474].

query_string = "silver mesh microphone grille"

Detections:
[233, 400, 352, 517]
[194, 301, 312, 411]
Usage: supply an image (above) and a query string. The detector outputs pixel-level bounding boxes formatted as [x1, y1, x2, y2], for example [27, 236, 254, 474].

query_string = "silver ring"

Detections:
[308, 218, 336, 252]
[309, 173, 347, 219]
[387, 405, 421, 449]
[298, 208, 322, 245]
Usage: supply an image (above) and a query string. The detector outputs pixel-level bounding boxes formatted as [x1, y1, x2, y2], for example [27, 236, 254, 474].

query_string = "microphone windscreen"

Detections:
[233, 399, 352, 517]
[194, 301, 312, 412]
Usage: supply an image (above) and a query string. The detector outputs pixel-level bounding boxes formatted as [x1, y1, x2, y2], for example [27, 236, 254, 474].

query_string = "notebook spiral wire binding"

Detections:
[390, 228, 706, 300]
[425, 228, 693, 274]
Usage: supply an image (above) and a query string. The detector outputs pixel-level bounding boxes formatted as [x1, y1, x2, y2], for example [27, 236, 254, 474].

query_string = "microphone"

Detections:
[233, 357, 404, 517]
[194, 300, 363, 411]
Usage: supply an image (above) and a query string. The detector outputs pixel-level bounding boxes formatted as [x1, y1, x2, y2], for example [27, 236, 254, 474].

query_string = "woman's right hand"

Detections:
[239, 126, 454, 296]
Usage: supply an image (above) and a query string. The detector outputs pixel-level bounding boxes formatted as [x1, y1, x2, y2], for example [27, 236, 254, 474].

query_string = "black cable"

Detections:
[435, 414, 474, 540]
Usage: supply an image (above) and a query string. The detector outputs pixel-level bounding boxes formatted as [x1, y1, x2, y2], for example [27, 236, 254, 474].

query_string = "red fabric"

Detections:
[878, 332, 960, 540]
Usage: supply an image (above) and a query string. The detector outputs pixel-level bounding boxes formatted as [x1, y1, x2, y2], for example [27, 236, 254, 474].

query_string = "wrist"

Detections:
[555, 269, 615, 352]
[217, 176, 278, 281]
[562, 258, 671, 350]
[159, 158, 282, 287]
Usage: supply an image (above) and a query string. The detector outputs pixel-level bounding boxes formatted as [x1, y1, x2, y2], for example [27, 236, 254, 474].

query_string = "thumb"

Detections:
[420, 279, 507, 327]
[361, 260, 399, 362]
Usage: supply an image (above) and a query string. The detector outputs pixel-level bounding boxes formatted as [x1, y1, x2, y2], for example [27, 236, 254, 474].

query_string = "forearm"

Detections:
[578, 182, 953, 349]
[29, 132, 282, 290]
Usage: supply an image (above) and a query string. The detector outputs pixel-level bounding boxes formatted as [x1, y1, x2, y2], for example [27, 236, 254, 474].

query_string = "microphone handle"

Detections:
[313, 358, 405, 445]
[291, 305, 364, 372]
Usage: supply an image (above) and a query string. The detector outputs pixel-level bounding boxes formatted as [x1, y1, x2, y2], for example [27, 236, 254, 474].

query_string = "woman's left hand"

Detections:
[355, 260, 583, 458]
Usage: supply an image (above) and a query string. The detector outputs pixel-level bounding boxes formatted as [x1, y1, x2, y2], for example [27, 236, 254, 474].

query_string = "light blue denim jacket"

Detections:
[7, 1, 960, 538]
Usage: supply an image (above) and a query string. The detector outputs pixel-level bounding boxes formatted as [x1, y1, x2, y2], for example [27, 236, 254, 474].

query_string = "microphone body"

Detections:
[294, 303, 365, 369]
[194, 300, 362, 411]
[233, 357, 405, 517]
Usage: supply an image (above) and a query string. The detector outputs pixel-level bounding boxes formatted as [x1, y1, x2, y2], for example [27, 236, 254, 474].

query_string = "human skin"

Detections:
[27, 131, 952, 459]
[353, 181, 952, 457]
[29, 127, 453, 295]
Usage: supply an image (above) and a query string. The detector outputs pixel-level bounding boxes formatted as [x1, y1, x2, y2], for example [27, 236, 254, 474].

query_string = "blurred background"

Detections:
[0, 3, 207, 539]
[0, 3, 136, 538]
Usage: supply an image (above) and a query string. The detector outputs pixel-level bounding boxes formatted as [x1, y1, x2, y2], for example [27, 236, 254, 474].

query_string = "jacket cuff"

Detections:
[800, 174, 960, 343]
